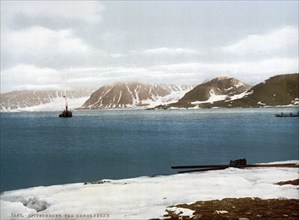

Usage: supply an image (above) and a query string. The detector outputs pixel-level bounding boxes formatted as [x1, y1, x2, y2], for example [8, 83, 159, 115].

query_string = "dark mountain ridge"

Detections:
[159, 73, 298, 109]
[215, 73, 299, 108]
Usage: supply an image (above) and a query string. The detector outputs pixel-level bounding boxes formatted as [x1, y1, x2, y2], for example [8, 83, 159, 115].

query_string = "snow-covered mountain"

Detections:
[80, 82, 193, 109]
[0, 90, 93, 112]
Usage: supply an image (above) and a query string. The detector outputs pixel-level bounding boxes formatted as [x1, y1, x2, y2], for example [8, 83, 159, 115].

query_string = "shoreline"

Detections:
[2, 160, 298, 193]
[1, 161, 298, 220]
[1, 104, 299, 113]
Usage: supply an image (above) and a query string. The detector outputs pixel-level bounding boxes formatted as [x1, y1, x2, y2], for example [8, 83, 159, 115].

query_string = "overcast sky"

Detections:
[1, 1, 298, 92]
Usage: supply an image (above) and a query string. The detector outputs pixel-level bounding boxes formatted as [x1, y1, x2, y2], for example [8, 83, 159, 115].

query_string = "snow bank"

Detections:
[1, 162, 298, 220]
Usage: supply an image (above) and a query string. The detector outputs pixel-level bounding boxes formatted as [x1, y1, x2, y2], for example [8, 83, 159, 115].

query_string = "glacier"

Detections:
[1, 97, 89, 112]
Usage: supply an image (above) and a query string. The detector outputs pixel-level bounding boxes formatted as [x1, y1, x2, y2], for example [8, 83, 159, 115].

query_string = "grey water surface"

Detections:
[1, 108, 298, 192]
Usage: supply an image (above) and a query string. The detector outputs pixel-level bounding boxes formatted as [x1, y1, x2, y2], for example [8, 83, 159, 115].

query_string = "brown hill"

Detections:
[215, 73, 299, 108]
[159, 76, 250, 109]
[80, 82, 192, 109]
[180, 76, 250, 103]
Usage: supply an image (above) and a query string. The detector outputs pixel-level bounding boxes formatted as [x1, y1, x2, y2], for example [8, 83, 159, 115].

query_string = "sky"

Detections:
[1, 0, 298, 92]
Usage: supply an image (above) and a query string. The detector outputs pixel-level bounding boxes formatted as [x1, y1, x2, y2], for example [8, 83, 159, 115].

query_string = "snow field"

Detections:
[1, 161, 298, 219]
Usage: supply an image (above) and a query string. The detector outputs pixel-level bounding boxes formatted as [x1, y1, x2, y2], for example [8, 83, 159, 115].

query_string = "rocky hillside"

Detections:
[80, 82, 193, 109]
[159, 73, 299, 109]
[212, 73, 299, 108]
[0, 90, 92, 111]
[159, 76, 250, 109]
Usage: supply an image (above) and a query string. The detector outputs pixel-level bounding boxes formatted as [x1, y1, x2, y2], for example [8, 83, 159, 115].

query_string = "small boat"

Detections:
[59, 96, 72, 118]
[275, 112, 299, 117]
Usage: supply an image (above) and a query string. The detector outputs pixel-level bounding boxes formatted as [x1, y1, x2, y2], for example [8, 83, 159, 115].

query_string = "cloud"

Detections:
[2, 26, 90, 67]
[222, 26, 298, 56]
[1, 65, 63, 91]
[2, 1, 104, 29]
[110, 54, 128, 58]
[1, 1, 104, 69]
[107, 47, 200, 60]
[59, 57, 299, 86]
[1, 2, 298, 92]
[157, 58, 298, 74]
[154, 58, 298, 83]
[2, 56, 298, 92]
[143, 47, 200, 56]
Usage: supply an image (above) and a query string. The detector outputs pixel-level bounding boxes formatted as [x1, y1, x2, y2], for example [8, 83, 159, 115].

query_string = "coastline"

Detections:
[1, 104, 298, 112]
[1, 161, 298, 220]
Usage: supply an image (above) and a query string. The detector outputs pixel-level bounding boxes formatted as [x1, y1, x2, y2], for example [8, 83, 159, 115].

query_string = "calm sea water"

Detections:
[1, 108, 298, 192]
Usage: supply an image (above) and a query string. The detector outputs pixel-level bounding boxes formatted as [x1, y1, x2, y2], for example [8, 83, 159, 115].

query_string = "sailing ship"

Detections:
[59, 96, 72, 118]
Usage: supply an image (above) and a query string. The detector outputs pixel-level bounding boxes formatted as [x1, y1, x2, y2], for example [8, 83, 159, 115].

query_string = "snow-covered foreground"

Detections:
[1, 161, 298, 220]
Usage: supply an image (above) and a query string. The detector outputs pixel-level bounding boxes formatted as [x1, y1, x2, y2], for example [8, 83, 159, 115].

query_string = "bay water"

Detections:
[1, 108, 298, 192]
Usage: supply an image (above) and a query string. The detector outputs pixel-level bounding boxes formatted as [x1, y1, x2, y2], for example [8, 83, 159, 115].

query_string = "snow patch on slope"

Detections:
[190, 89, 253, 106]
[191, 89, 228, 105]
[166, 207, 195, 218]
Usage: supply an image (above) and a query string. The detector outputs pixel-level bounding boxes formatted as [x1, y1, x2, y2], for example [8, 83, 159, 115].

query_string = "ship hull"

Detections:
[59, 110, 72, 118]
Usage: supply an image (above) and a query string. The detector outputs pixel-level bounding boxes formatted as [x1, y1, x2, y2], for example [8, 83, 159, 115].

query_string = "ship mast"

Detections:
[59, 95, 72, 117]
[63, 95, 68, 111]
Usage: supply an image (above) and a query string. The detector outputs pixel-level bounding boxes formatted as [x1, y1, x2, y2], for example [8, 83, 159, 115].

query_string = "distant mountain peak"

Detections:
[80, 82, 193, 109]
